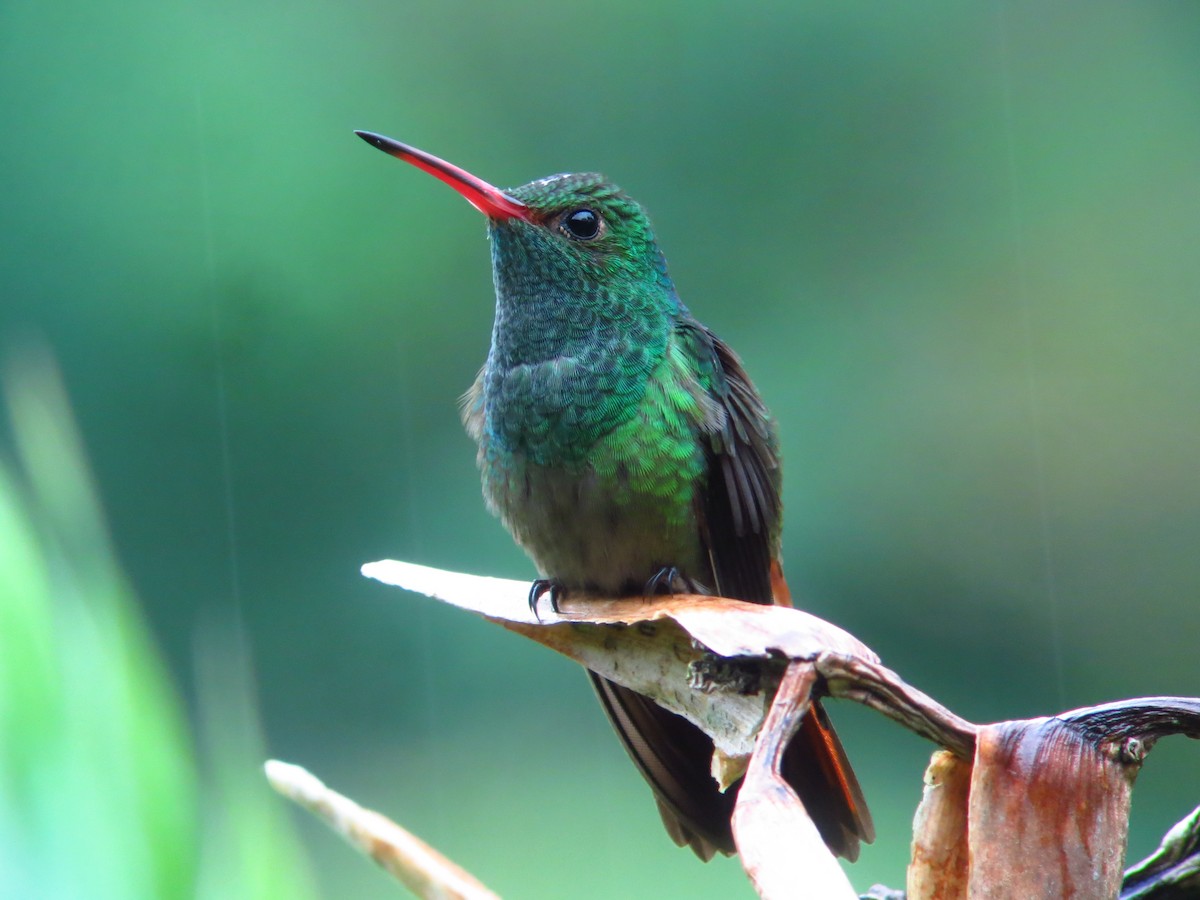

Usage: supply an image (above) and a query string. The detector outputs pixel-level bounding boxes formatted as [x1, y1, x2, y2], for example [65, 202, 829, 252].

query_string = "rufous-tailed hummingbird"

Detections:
[356, 130, 873, 861]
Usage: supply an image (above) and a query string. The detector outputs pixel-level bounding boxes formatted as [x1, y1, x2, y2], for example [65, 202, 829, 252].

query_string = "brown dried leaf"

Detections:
[967, 719, 1134, 899]
[732, 662, 857, 900]
[907, 750, 971, 900]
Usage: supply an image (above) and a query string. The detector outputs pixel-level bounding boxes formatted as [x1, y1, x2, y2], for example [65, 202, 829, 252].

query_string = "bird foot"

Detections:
[643, 566, 703, 597]
[528, 578, 566, 620]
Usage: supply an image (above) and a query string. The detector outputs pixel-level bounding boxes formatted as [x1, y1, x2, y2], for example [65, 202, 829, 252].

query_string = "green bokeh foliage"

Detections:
[0, 355, 317, 899]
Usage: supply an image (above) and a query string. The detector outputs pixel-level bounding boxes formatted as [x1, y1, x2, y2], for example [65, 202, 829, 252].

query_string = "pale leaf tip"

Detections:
[265, 759, 323, 802]
[360, 560, 390, 582]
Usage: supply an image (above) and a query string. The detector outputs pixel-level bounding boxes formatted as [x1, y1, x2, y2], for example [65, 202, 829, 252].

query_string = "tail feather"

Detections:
[590, 670, 873, 861]
[784, 700, 875, 861]
[590, 672, 735, 859]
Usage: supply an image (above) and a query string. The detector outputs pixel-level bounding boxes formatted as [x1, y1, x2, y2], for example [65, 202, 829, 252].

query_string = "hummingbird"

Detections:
[356, 130, 874, 861]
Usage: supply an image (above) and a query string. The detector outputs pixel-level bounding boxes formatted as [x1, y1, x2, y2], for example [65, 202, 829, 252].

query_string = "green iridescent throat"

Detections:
[481, 173, 680, 466]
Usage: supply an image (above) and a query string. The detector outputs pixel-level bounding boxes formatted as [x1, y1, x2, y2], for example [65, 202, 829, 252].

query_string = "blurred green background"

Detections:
[2, 1, 1198, 896]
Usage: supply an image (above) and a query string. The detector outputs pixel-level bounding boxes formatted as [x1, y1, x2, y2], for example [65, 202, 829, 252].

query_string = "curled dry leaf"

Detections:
[359, 560, 1200, 900]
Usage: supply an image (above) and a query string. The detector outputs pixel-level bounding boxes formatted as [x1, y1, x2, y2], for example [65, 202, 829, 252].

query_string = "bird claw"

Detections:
[528, 578, 565, 620]
[643, 566, 701, 597]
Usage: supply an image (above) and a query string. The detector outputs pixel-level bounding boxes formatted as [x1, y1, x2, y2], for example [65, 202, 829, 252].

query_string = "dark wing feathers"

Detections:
[681, 321, 782, 603]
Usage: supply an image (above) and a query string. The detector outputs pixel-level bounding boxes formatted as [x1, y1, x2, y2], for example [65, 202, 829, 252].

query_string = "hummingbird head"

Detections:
[355, 132, 678, 367]
[493, 171, 672, 296]
[356, 131, 681, 459]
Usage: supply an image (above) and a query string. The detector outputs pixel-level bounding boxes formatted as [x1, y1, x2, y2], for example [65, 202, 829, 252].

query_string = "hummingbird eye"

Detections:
[559, 208, 603, 241]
